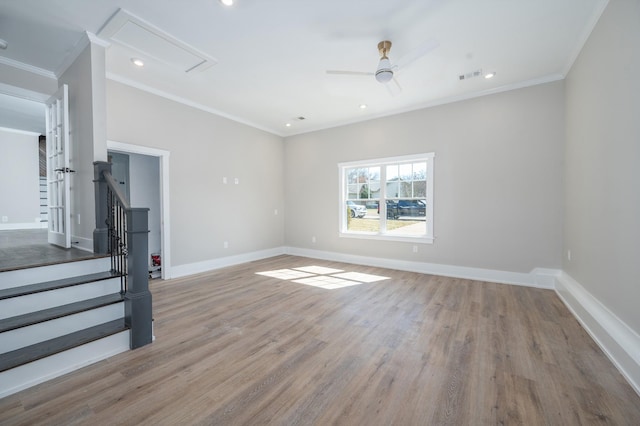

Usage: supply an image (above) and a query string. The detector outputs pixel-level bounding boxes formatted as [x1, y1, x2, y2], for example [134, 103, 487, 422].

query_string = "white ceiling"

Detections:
[0, 0, 608, 136]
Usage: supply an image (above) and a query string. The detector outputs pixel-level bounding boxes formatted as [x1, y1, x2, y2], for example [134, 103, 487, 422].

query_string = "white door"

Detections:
[45, 84, 71, 248]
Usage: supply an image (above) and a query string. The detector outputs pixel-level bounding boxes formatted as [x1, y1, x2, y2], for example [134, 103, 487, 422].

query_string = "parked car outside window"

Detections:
[346, 201, 367, 218]
[378, 200, 399, 219]
[397, 200, 426, 217]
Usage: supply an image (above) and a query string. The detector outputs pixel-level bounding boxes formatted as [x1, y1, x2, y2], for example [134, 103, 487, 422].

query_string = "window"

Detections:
[339, 153, 434, 243]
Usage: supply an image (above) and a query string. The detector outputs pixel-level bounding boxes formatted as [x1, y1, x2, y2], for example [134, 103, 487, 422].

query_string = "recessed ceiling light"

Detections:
[359, 104, 367, 109]
[285, 123, 291, 127]
[131, 58, 144, 67]
[219, 0, 234, 6]
[484, 72, 496, 79]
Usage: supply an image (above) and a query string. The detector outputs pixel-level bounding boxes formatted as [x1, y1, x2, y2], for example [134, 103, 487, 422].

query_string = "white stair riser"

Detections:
[0, 278, 121, 320]
[0, 330, 130, 399]
[0, 302, 124, 353]
[0, 257, 111, 289]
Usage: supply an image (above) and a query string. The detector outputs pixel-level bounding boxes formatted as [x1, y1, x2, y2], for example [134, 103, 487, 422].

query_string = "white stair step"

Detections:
[0, 302, 124, 353]
[0, 257, 111, 289]
[0, 277, 121, 320]
[0, 328, 130, 399]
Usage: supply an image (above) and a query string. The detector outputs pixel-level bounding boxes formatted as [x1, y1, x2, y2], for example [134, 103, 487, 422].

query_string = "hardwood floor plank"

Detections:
[1, 255, 639, 425]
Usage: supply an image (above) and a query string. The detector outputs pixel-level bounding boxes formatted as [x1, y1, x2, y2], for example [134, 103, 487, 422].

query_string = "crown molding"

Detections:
[0, 56, 56, 80]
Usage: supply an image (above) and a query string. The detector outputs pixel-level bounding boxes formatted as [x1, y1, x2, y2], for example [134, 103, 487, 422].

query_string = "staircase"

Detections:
[0, 257, 131, 399]
[39, 176, 48, 224]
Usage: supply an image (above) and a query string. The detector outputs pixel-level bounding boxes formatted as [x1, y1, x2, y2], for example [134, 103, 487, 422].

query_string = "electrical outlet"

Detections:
[1, 216, 7, 223]
[312, 236, 316, 243]
[234, 178, 239, 185]
[274, 209, 278, 215]
[412, 245, 418, 253]
[222, 177, 227, 184]
[567, 250, 571, 261]
[223, 241, 229, 249]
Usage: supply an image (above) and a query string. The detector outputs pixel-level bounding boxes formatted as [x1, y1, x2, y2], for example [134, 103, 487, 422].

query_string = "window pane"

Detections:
[399, 164, 412, 181]
[398, 181, 412, 197]
[368, 167, 380, 181]
[397, 199, 426, 218]
[413, 162, 426, 179]
[347, 168, 358, 184]
[359, 183, 370, 199]
[347, 184, 358, 199]
[369, 167, 380, 196]
[387, 165, 398, 181]
[413, 180, 427, 198]
[385, 219, 426, 236]
[385, 198, 426, 236]
[387, 181, 399, 198]
[346, 200, 379, 232]
[357, 168, 368, 182]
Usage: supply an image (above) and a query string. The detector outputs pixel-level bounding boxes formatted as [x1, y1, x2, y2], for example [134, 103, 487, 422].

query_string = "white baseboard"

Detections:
[284, 246, 559, 289]
[71, 235, 94, 252]
[555, 272, 640, 396]
[0, 222, 47, 230]
[170, 247, 286, 279]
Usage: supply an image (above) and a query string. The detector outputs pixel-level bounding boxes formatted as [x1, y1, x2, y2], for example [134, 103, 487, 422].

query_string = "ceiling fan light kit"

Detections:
[375, 58, 393, 83]
[375, 40, 394, 83]
[326, 38, 437, 95]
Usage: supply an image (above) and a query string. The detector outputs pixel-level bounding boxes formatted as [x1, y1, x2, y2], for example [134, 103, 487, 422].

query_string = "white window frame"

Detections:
[338, 152, 435, 244]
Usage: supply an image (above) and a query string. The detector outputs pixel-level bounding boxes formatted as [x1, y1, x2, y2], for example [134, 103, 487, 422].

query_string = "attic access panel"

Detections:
[98, 8, 217, 73]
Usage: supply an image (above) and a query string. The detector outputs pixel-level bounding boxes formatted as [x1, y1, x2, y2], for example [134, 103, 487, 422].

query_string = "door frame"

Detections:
[107, 140, 171, 280]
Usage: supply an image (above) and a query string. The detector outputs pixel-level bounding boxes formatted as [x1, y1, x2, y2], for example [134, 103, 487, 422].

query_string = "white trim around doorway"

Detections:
[107, 140, 171, 280]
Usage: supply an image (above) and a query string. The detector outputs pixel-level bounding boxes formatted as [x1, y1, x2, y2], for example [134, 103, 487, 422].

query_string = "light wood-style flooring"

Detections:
[1, 255, 639, 425]
[0, 230, 101, 272]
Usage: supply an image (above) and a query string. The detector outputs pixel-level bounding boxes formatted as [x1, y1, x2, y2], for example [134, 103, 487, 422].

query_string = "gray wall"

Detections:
[0, 129, 40, 226]
[106, 80, 285, 267]
[565, 0, 640, 332]
[284, 81, 565, 273]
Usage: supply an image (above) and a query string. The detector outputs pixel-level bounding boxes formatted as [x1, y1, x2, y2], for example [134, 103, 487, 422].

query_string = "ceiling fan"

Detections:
[327, 39, 439, 96]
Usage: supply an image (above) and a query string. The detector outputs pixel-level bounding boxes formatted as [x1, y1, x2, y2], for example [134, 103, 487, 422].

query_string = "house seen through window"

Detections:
[339, 153, 434, 243]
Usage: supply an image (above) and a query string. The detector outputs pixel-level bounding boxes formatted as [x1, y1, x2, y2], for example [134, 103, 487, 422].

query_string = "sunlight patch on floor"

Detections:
[256, 265, 390, 290]
[256, 269, 314, 280]
[293, 266, 344, 275]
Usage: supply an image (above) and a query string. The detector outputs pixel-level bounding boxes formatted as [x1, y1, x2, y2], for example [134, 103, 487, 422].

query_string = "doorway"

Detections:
[107, 141, 171, 279]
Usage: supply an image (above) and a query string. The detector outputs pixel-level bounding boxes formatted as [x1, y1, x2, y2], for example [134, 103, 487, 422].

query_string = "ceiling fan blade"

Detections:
[385, 77, 402, 97]
[326, 70, 374, 76]
[394, 38, 439, 71]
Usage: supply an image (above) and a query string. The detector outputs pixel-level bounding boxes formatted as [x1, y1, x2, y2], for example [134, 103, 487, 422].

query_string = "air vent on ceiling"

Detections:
[98, 8, 217, 73]
[459, 69, 483, 81]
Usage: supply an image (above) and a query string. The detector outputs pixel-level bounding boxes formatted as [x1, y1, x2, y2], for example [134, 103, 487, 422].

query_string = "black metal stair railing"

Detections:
[93, 161, 153, 350]
[105, 174, 128, 295]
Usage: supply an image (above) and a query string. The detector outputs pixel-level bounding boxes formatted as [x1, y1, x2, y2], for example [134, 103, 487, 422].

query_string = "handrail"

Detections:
[93, 161, 153, 349]
[103, 171, 131, 210]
